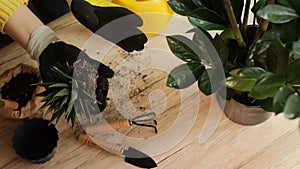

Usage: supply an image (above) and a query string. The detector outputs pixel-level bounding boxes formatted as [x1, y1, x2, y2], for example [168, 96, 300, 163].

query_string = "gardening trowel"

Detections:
[78, 133, 157, 168]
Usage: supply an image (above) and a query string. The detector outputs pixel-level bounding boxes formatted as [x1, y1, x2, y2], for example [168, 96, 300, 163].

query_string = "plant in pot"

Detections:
[166, 0, 300, 125]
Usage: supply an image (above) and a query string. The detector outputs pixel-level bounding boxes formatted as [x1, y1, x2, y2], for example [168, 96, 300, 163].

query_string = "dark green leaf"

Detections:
[293, 38, 300, 60]
[198, 69, 211, 95]
[198, 69, 222, 95]
[273, 86, 294, 113]
[188, 17, 227, 30]
[287, 59, 300, 77]
[188, 7, 228, 26]
[212, 35, 230, 65]
[263, 19, 300, 44]
[277, 0, 300, 12]
[266, 39, 289, 73]
[51, 67, 73, 81]
[284, 94, 300, 119]
[257, 4, 299, 24]
[167, 0, 198, 15]
[192, 0, 203, 7]
[252, 0, 267, 14]
[53, 88, 70, 98]
[49, 83, 69, 88]
[31, 82, 55, 87]
[249, 72, 286, 100]
[43, 105, 55, 116]
[66, 91, 77, 116]
[197, 0, 225, 18]
[288, 74, 300, 85]
[257, 98, 273, 112]
[226, 67, 266, 92]
[167, 35, 202, 63]
[41, 92, 56, 102]
[167, 63, 205, 89]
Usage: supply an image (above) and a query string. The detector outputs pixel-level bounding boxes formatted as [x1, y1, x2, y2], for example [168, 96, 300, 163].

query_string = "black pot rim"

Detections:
[12, 118, 59, 163]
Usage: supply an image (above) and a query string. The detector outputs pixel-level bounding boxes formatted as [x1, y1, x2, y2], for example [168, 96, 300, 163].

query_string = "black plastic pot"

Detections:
[12, 118, 59, 163]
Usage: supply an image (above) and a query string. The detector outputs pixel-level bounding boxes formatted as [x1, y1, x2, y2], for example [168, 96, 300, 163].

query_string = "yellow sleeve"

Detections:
[0, 0, 28, 33]
[85, 0, 119, 7]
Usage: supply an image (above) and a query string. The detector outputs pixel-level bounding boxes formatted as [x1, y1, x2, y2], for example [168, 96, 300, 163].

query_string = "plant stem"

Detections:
[242, 0, 251, 36]
[224, 0, 246, 49]
[253, 0, 275, 42]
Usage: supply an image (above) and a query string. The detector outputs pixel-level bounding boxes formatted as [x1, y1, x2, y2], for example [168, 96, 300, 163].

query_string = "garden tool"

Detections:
[85, 112, 158, 134]
[77, 133, 157, 168]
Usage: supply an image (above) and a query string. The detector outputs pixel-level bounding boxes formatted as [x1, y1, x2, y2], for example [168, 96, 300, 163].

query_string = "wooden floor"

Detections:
[1, 12, 300, 169]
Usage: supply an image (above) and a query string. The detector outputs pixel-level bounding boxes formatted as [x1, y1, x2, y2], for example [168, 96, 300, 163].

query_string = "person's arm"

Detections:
[3, 4, 43, 48]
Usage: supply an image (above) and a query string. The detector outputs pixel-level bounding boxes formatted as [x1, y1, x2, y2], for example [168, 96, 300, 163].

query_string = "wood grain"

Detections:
[0, 11, 299, 169]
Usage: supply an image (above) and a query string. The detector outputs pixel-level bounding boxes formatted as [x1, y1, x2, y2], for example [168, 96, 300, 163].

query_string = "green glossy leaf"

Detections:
[252, 0, 267, 14]
[49, 83, 69, 88]
[266, 39, 289, 73]
[31, 82, 55, 87]
[226, 67, 266, 92]
[198, 69, 211, 95]
[188, 17, 227, 30]
[192, 0, 203, 7]
[53, 88, 70, 98]
[188, 7, 228, 26]
[257, 4, 299, 24]
[277, 0, 300, 12]
[51, 67, 73, 82]
[167, 35, 202, 63]
[263, 19, 300, 44]
[273, 86, 294, 114]
[257, 98, 273, 112]
[41, 92, 56, 102]
[167, 0, 197, 15]
[197, 0, 225, 17]
[66, 91, 77, 116]
[198, 69, 222, 95]
[43, 104, 55, 116]
[284, 94, 300, 119]
[249, 72, 286, 100]
[167, 63, 205, 89]
[293, 38, 300, 60]
[212, 35, 229, 66]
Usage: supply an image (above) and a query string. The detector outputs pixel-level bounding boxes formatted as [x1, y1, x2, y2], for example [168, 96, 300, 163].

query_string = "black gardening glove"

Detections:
[70, 0, 147, 52]
[39, 41, 114, 111]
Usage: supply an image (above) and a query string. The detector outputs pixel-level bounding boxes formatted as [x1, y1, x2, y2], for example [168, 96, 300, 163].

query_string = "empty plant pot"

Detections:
[12, 118, 59, 163]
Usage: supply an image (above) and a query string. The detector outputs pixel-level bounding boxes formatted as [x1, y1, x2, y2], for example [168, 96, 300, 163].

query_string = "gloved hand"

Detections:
[70, 0, 147, 52]
[27, 25, 114, 112]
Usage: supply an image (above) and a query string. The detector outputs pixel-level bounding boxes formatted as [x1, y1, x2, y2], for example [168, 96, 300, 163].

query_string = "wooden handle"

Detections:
[86, 119, 131, 134]
[0, 99, 18, 110]
[78, 133, 122, 155]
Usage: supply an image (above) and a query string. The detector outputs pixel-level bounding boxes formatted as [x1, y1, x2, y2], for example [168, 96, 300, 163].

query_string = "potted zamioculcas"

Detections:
[166, 0, 300, 125]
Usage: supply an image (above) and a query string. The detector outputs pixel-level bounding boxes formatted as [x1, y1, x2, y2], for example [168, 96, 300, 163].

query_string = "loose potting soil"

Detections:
[1, 73, 38, 110]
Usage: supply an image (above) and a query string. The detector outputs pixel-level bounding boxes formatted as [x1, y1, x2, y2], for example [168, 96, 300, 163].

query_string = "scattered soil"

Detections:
[1, 73, 38, 110]
[73, 57, 110, 114]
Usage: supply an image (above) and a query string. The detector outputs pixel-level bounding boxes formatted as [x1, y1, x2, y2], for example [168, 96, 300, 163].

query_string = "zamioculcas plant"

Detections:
[166, 0, 300, 120]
